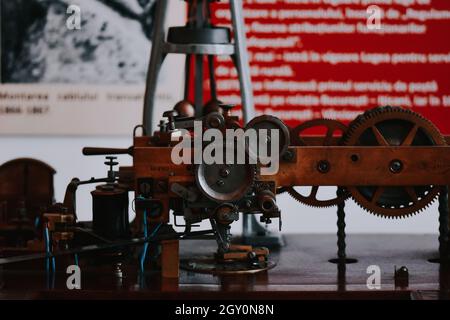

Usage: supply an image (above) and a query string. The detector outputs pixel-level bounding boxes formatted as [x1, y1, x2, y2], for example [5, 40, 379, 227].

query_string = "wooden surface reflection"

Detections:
[0, 234, 449, 300]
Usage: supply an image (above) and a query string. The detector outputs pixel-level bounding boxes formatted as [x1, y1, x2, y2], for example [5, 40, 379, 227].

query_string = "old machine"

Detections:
[0, 0, 450, 285]
[0, 104, 450, 280]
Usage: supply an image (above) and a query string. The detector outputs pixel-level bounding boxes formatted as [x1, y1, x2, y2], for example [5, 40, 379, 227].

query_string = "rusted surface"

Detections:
[133, 145, 450, 186]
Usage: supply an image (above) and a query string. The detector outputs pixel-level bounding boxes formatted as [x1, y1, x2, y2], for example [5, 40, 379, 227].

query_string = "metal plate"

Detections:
[180, 257, 276, 275]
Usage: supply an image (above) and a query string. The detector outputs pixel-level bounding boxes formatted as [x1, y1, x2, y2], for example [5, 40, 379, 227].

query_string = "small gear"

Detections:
[245, 115, 291, 158]
[290, 118, 347, 147]
[343, 106, 446, 218]
[195, 140, 256, 203]
[286, 119, 350, 207]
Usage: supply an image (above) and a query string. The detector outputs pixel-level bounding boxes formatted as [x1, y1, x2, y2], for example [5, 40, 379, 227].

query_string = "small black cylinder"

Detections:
[92, 185, 130, 240]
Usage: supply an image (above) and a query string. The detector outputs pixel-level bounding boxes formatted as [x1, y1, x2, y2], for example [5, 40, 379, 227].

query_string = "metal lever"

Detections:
[82, 147, 133, 156]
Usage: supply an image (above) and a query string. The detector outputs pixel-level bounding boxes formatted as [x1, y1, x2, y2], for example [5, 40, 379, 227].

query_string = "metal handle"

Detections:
[82, 147, 133, 156]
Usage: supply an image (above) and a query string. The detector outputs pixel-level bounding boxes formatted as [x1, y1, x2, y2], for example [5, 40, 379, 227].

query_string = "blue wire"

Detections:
[140, 209, 148, 271]
[34, 216, 40, 229]
[139, 211, 162, 271]
[137, 195, 163, 271]
[150, 223, 162, 238]
[74, 254, 79, 266]
[44, 226, 50, 273]
[44, 226, 55, 272]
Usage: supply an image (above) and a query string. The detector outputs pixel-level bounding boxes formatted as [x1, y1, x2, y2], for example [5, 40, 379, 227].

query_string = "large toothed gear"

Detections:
[287, 119, 350, 207]
[343, 106, 446, 218]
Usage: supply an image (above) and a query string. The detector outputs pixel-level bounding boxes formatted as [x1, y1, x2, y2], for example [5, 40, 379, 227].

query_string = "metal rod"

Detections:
[143, 0, 169, 133]
[208, 55, 217, 100]
[184, 54, 191, 100]
[230, 0, 257, 238]
[229, 0, 255, 123]
[336, 187, 347, 260]
[194, 54, 204, 117]
[439, 186, 449, 260]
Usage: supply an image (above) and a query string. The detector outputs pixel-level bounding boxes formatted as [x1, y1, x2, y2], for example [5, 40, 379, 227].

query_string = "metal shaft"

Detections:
[229, 0, 255, 123]
[439, 186, 449, 260]
[143, 0, 169, 133]
[336, 187, 347, 260]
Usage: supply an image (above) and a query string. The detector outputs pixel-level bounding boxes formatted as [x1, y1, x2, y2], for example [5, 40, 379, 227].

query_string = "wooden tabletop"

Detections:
[0, 234, 449, 300]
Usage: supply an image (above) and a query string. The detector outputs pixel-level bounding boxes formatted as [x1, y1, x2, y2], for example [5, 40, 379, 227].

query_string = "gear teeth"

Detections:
[349, 189, 439, 219]
[287, 119, 349, 207]
[286, 187, 348, 208]
[342, 106, 445, 218]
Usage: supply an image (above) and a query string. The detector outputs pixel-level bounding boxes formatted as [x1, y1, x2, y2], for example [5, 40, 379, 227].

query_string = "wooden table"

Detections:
[0, 234, 448, 300]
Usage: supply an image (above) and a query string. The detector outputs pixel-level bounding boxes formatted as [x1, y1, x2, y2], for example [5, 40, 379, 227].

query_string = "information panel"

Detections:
[212, 0, 450, 132]
[0, 0, 184, 135]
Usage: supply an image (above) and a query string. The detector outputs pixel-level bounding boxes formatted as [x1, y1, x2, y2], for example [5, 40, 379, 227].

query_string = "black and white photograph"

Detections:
[1, 0, 156, 84]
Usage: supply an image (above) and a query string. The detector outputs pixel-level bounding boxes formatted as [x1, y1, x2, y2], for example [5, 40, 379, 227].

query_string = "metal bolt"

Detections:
[390, 160, 403, 173]
[395, 266, 409, 287]
[283, 150, 294, 161]
[219, 168, 230, 178]
[317, 160, 330, 173]
[209, 118, 220, 128]
[216, 180, 225, 187]
[350, 154, 359, 162]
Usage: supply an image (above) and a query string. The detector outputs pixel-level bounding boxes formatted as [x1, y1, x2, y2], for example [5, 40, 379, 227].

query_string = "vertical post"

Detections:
[184, 54, 191, 100]
[337, 262, 346, 292]
[243, 215, 252, 240]
[336, 187, 347, 260]
[143, 0, 169, 133]
[229, 0, 255, 123]
[330, 188, 356, 264]
[438, 186, 449, 261]
[194, 55, 204, 117]
[230, 0, 257, 239]
[208, 55, 217, 100]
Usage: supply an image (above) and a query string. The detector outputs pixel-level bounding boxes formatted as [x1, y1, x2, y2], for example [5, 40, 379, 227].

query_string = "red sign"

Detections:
[210, 0, 450, 133]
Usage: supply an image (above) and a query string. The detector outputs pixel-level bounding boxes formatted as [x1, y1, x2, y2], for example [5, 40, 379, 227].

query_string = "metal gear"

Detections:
[343, 106, 446, 218]
[287, 119, 350, 207]
[245, 115, 291, 158]
[195, 140, 256, 203]
[291, 118, 347, 147]
[196, 162, 256, 202]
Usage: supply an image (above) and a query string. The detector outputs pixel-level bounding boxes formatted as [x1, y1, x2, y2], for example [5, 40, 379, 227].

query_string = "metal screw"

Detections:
[216, 180, 225, 187]
[350, 154, 359, 162]
[317, 160, 330, 173]
[219, 168, 230, 178]
[390, 160, 403, 173]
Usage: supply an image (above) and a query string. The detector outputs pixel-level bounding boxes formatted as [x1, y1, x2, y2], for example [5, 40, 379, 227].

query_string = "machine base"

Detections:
[180, 257, 276, 275]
